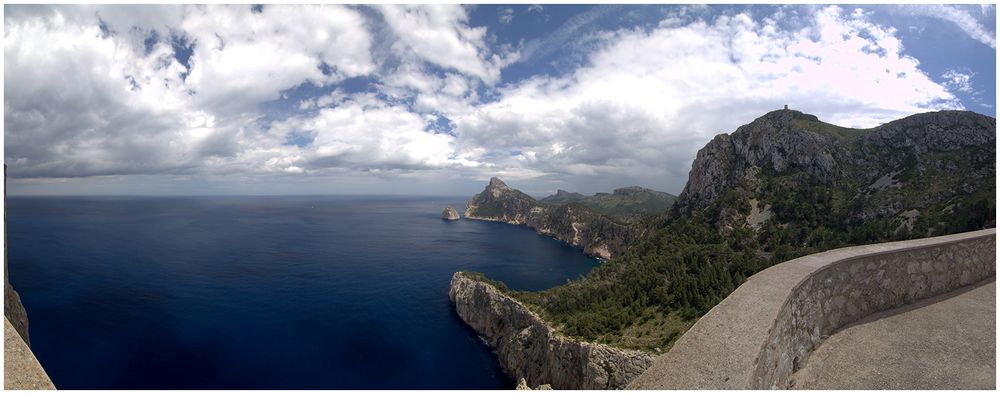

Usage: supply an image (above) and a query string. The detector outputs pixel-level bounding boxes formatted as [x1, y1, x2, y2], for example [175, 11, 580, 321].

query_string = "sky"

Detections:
[4, 4, 996, 197]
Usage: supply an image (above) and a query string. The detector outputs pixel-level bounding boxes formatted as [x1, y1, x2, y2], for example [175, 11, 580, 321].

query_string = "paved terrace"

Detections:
[790, 279, 994, 389]
[630, 228, 995, 390]
[4, 318, 55, 389]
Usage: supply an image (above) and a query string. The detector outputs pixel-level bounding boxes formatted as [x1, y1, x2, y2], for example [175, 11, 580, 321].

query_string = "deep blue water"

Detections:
[6, 196, 600, 389]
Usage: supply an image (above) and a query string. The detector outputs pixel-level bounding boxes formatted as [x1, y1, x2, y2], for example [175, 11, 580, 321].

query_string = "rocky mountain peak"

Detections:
[756, 108, 820, 124]
[676, 109, 995, 222]
[489, 177, 509, 189]
[677, 109, 844, 213]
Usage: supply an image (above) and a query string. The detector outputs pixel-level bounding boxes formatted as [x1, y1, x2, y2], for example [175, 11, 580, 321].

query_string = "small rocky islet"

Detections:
[441, 206, 461, 220]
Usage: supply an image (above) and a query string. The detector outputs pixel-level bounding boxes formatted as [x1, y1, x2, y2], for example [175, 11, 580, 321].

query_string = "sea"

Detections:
[5, 196, 601, 389]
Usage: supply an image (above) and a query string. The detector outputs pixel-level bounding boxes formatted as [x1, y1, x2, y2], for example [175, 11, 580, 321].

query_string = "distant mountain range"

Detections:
[540, 186, 677, 219]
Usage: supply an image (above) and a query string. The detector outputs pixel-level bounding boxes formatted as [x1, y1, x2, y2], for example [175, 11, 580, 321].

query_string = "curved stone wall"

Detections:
[630, 228, 996, 389]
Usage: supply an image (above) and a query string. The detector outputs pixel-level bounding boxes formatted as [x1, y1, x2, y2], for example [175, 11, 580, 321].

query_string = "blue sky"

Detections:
[4, 4, 996, 196]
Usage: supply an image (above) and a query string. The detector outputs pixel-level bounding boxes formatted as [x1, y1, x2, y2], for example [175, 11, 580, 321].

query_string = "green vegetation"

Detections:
[540, 187, 678, 221]
[461, 271, 512, 293]
[469, 168, 993, 354]
[582, 189, 678, 220]
[792, 118, 867, 140]
[462, 111, 994, 355]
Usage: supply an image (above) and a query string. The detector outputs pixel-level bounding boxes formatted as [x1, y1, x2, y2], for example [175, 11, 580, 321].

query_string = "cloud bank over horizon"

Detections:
[4, 4, 996, 196]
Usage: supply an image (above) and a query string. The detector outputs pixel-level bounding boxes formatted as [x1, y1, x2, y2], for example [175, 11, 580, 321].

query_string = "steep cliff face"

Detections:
[464, 177, 643, 259]
[449, 272, 653, 389]
[678, 109, 850, 214]
[676, 109, 995, 236]
[5, 280, 30, 346]
[464, 178, 539, 224]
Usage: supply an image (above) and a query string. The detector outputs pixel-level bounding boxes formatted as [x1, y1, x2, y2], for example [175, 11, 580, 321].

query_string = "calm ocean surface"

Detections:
[6, 196, 600, 389]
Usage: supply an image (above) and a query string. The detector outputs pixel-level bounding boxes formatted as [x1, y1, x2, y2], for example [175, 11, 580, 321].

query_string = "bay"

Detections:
[6, 196, 599, 389]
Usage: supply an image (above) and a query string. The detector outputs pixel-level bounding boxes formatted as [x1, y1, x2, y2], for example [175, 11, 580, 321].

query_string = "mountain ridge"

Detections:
[453, 108, 995, 380]
[540, 186, 677, 219]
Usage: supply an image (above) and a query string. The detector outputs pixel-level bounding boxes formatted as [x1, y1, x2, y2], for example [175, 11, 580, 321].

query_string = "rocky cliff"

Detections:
[676, 109, 995, 237]
[4, 277, 30, 346]
[464, 177, 644, 259]
[449, 272, 653, 389]
[451, 109, 994, 388]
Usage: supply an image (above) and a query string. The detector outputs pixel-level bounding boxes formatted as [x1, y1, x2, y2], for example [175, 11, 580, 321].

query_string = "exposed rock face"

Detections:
[464, 178, 539, 225]
[4, 281, 29, 346]
[464, 177, 644, 259]
[678, 109, 847, 214]
[442, 206, 460, 220]
[675, 109, 995, 234]
[449, 272, 653, 389]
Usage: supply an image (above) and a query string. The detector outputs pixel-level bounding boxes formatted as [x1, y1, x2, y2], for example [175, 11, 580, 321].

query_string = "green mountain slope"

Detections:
[541, 187, 678, 219]
[471, 109, 996, 353]
[539, 189, 588, 204]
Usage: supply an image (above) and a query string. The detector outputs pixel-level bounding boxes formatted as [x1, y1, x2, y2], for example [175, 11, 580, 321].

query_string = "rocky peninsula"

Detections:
[463, 177, 650, 259]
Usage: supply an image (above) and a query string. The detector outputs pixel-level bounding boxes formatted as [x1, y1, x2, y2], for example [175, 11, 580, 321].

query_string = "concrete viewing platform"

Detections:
[791, 279, 995, 389]
[630, 228, 996, 390]
[4, 318, 55, 390]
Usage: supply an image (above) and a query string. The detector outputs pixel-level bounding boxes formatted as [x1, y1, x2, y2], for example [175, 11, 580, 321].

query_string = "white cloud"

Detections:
[942, 69, 975, 93]
[4, 8, 202, 177]
[375, 5, 513, 85]
[454, 6, 963, 192]
[5, 4, 376, 177]
[528, 5, 544, 14]
[3, 5, 984, 195]
[905, 4, 996, 49]
[517, 5, 619, 65]
[263, 96, 481, 173]
[499, 8, 514, 25]
[181, 4, 374, 115]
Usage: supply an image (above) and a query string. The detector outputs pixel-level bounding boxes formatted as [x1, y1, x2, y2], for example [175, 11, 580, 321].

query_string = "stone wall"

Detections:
[753, 230, 995, 388]
[630, 228, 996, 389]
[448, 272, 653, 389]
